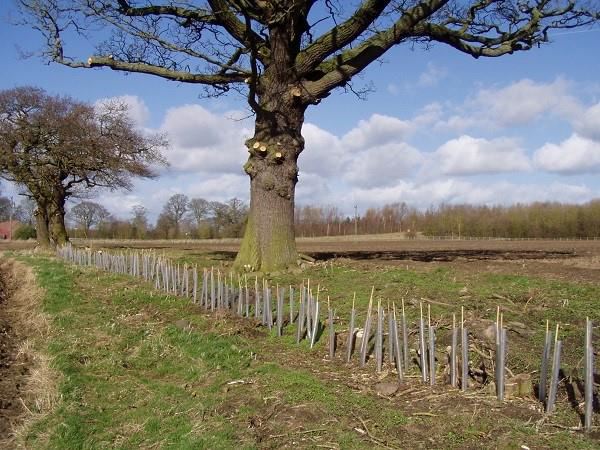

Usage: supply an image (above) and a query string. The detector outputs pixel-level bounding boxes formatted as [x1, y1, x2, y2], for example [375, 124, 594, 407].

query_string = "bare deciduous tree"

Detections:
[70, 201, 111, 238]
[0, 87, 167, 247]
[210, 198, 248, 237]
[162, 193, 189, 238]
[130, 204, 149, 239]
[188, 198, 211, 228]
[17, 1, 599, 267]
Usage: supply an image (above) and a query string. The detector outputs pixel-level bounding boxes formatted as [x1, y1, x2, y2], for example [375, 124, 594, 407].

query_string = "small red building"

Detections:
[0, 221, 22, 240]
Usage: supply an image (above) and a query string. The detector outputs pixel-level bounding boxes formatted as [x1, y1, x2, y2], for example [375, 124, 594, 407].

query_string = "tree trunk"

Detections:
[234, 110, 305, 272]
[48, 190, 69, 246]
[34, 205, 51, 248]
[234, 23, 308, 272]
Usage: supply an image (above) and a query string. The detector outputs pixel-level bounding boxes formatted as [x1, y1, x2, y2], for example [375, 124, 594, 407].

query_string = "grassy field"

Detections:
[2, 246, 597, 449]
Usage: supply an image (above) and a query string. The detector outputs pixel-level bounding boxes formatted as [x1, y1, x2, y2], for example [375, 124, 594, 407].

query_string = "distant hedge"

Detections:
[14, 224, 36, 240]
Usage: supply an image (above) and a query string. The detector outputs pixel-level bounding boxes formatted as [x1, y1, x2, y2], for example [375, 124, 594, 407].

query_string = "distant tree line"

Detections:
[67, 194, 249, 240]
[67, 199, 600, 241]
[418, 202, 600, 239]
[295, 201, 600, 239]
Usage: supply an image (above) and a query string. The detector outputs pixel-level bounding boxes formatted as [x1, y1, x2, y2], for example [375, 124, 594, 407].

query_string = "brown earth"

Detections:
[0, 241, 36, 252]
[67, 236, 600, 258]
[0, 261, 28, 441]
[0, 258, 55, 448]
[64, 236, 600, 284]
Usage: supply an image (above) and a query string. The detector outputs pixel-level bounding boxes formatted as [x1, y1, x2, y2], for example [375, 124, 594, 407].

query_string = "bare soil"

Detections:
[70, 236, 600, 258]
[0, 262, 29, 441]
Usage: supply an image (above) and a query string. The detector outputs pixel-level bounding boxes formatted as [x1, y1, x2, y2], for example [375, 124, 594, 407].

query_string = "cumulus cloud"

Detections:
[573, 102, 600, 142]
[186, 173, 249, 200]
[301, 113, 424, 184]
[300, 123, 345, 177]
[297, 172, 331, 201]
[347, 179, 596, 212]
[93, 192, 142, 218]
[413, 103, 444, 127]
[435, 78, 582, 132]
[341, 113, 414, 149]
[159, 104, 251, 174]
[470, 78, 576, 126]
[434, 135, 531, 176]
[534, 134, 600, 174]
[344, 143, 424, 188]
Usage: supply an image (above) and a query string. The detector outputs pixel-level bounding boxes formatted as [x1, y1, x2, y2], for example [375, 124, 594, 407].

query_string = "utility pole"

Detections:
[8, 196, 14, 241]
[354, 205, 358, 236]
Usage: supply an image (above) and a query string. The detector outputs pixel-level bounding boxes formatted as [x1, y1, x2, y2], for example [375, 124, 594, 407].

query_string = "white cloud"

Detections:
[159, 104, 251, 174]
[434, 135, 531, 176]
[300, 123, 345, 177]
[470, 78, 575, 126]
[92, 191, 144, 219]
[417, 62, 447, 87]
[341, 113, 414, 149]
[301, 113, 424, 184]
[186, 174, 249, 201]
[413, 102, 444, 127]
[574, 102, 600, 142]
[534, 134, 600, 174]
[344, 143, 423, 188]
[79, 85, 600, 219]
[435, 78, 582, 132]
[297, 172, 331, 201]
[347, 179, 596, 213]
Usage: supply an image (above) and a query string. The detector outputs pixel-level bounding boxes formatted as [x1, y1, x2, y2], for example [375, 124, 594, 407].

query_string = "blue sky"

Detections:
[1, 2, 600, 221]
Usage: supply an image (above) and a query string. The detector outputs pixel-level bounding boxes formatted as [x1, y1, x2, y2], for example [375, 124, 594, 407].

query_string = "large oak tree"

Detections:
[16, 0, 599, 269]
[0, 86, 166, 247]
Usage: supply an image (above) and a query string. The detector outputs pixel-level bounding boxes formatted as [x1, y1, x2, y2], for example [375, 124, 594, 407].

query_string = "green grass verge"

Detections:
[16, 255, 600, 449]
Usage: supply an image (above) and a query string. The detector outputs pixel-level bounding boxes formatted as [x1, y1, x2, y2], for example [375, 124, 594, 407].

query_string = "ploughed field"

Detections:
[64, 235, 600, 258]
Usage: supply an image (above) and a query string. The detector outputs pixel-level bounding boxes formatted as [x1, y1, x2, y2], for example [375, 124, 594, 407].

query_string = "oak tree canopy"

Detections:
[0, 86, 166, 246]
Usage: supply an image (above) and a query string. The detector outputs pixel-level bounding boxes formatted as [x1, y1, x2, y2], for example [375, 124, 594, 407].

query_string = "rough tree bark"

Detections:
[234, 24, 307, 272]
[236, 112, 305, 271]
[46, 183, 69, 246]
[49, 204, 68, 245]
[34, 205, 50, 248]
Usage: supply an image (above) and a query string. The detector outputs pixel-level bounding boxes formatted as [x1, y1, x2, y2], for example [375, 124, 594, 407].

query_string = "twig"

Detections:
[268, 427, 328, 438]
[352, 413, 400, 450]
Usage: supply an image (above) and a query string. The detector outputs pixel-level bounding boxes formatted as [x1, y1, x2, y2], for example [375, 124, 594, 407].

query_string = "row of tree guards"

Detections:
[57, 245, 597, 432]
